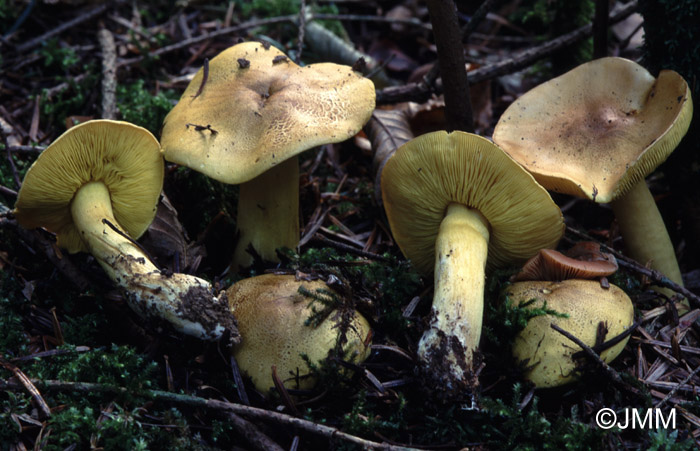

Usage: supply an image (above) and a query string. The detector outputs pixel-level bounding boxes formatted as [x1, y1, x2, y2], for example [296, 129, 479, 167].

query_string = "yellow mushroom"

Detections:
[493, 57, 693, 297]
[381, 131, 564, 396]
[14, 120, 238, 343]
[226, 274, 372, 393]
[160, 42, 376, 270]
[505, 279, 634, 388]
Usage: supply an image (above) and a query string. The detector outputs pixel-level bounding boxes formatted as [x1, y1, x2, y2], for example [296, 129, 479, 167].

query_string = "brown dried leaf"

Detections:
[365, 108, 414, 206]
[141, 194, 205, 272]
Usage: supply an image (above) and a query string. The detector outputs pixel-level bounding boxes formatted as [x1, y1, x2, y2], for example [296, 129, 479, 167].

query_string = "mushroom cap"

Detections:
[226, 274, 372, 393]
[512, 243, 618, 282]
[492, 57, 693, 203]
[14, 120, 164, 254]
[380, 131, 564, 275]
[506, 279, 634, 388]
[160, 41, 376, 184]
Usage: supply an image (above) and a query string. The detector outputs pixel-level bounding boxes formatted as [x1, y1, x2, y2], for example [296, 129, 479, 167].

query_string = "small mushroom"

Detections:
[381, 130, 564, 396]
[493, 57, 693, 296]
[160, 42, 376, 270]
[512, 242, 618, 282]
[226, 274, 372, 393]
[505, 279, 634, 388]
[14, 120, 238, 343]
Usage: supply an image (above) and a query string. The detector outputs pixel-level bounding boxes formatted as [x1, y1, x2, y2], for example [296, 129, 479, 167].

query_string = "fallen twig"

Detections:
[655, 363, 700, 409]
[376, 0, 638, 104]
[0, 358, 51, 419]
[0, 379, 422, 450]
[550, 323, 641, 396]
[566, 227, 700, 307]
[97, 27, 117, 119]
[117, 15, 297, 67]
[16, 3, 111, 53]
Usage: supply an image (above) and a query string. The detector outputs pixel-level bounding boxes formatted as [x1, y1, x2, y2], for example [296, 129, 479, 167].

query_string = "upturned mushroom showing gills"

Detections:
[492, 57, 693, 296]
[226, 274, 372, 394]
[160, 41, 376, 271]
[505, 279, 634, 388]
[512, 242, 618, 282]
[14, 120, 238, 344]
[381, 130, 564, 397]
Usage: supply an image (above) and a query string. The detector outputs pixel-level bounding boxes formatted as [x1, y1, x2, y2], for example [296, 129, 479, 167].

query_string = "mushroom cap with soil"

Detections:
[160, 41, 376, 269]
[14, 120, 238, 343]
[504, 279, 634, 388]
[492, 57, 693, 294]
[380, 130, 564, 397]
[226, 273, 372, 394]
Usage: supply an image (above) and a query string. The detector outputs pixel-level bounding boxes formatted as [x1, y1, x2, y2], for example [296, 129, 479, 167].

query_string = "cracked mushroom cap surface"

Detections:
[381, 131, 565, 275]
[160, 41, 376, 184]
[226, 274, 372, 393]
[492, 57, 693, 203]
[14, 120, 164, 254]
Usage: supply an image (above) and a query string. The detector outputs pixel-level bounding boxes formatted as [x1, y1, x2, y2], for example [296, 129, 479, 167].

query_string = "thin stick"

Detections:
[655, 363, 700, 409]
[566, 227, 700, 307]
[191, 58, 209, 100]
[426, 0, 473, 132]
[98, 27, 117, 119]
[0, 358, 51, 419]
[16, 3, 110, 53]
[550, 323, 640, 396]
[376, 0, 638, 105]
[0, 379, 422, 451]
[117, 15, 297, 67]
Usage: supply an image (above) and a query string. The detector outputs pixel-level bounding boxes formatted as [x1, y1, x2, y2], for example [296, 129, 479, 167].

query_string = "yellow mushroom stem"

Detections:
[232, 156, 300, 270]
[609, 180, 684, 302]
[71, 181, 235, 342]
[418, 202, 490, 389]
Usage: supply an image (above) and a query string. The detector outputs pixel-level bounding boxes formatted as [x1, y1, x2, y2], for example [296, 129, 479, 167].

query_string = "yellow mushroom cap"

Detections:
[160, 41, 376, 184]
[226, 274, 372, 393]
[380, 131, 565, 275]
[492, 57, 693, 203]
[14, 120, 164, 253]
[506, 279, 634, 388]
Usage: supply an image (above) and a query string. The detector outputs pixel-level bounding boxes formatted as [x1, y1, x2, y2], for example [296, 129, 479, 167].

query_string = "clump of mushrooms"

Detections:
[505, 242, 633, 387]
[160, 41, 376, 271]
[381, 130, 564, 397]
[226, 274, 372, 393]
[14, 120, 238, 344]
[493, 57, 693, 299]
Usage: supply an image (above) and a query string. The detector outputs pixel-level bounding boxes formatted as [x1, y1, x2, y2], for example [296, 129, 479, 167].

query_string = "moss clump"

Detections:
[116, 80, 179, 135]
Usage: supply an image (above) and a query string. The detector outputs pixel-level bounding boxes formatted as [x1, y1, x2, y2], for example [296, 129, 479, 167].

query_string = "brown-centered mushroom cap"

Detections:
[14, 120, 163, 253]
[160, 41, 376, 184]
[226, 274, 372, 393]
[381, 131, 564, 275]
[512, 243, 618, 282]
[492, 57, 692, 203]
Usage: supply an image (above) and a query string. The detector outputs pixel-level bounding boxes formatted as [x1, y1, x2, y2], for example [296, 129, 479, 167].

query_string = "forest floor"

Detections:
[0, 0, 699, 449]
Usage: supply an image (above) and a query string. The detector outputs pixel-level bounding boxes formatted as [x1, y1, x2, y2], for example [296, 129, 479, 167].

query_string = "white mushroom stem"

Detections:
[609, 180, 684, 300]
[71, 181, 237, 342]
[418, 202, 490, 388]
[232, 156, 300, 270]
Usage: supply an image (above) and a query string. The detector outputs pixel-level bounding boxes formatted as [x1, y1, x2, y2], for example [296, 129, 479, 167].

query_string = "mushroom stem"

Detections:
[71, 181, 237, 342]
[418, 202, 490, 391]
[609, 180, 684, 299]
[233, 156, 300, 270]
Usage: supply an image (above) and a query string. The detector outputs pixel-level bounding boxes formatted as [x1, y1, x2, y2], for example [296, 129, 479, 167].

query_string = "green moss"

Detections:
[40, 69, 99, 132]
[116, 79, 178, 135]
